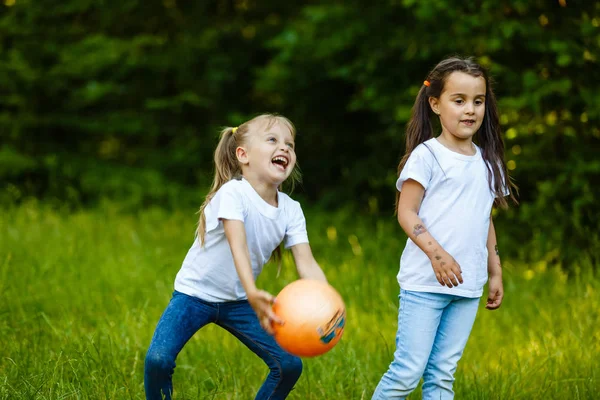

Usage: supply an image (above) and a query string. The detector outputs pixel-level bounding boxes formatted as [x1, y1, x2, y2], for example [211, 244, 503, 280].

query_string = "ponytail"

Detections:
[196, 113, 302, 245]
[197, 126, 243, 244]
[479, 86, 519, 208]
[395, 85, 435, 213]
[395, 56, 519, 214]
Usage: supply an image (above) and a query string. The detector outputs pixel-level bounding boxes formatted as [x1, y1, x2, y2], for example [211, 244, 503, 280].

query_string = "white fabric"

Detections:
[174, 177, 309, 302]
[395, 138, 505, 298]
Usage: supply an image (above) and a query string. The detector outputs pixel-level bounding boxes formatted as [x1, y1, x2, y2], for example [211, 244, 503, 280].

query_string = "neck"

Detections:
[437, 133, 475, 155]
[242, 174, 279, 206]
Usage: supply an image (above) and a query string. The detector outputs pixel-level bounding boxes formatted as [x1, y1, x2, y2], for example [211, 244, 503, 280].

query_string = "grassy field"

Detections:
[1, 200, 598, 399]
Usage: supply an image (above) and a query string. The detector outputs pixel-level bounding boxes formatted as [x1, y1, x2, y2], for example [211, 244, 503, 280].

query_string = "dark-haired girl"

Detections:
[372, 57, 517, 400]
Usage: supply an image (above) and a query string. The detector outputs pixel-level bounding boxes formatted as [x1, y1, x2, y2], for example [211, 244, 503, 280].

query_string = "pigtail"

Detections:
[479, 86, 519, 208]
[395, 56, 518, 214]
[395, 85, 435, 213]
[196, 113, 302, 249]
[197, 126, 242, 244]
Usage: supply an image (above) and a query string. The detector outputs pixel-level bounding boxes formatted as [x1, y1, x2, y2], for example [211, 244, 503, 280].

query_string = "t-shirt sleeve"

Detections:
[396, 148, 433, 192]
[284, 201, 309, 248]
[203, 182, 246, 233]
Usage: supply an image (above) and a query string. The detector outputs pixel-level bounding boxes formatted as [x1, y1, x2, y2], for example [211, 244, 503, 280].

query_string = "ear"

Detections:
[428, 96, 440, 116]
[236, 146, 249, 165]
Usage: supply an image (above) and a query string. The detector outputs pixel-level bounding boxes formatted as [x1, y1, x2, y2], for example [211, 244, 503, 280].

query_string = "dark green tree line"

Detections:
[1, 0, 599, 266]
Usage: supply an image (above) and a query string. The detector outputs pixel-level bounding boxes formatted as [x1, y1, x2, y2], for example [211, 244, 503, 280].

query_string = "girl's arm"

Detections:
[485, 215, 504, 310]
[290, 243, 327, 282]
[398, 179, 463, 287]
[223, 219, 283, 333]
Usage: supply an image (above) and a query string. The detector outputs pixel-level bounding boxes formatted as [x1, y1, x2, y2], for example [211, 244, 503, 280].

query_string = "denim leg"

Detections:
[144, 291, 216, 400]
[218, 301, 303, 400]
[421, 296, 479, 400]
[372, 290, 451, 400]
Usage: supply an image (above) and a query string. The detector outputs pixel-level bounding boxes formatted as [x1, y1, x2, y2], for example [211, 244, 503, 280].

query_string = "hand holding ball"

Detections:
[272, 279, 345, 357]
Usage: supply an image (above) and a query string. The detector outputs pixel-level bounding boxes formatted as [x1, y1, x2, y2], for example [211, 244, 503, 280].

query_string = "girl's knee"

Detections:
[280, 355, 303, 380]
[423, 366, 454, 390]
[145, 350, 175, 376]
[373, 366, 421, 399]
[385, 358, 425, 391]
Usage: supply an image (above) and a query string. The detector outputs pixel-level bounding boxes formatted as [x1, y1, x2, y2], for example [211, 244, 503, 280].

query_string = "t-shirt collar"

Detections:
[239, 177, 282, 219]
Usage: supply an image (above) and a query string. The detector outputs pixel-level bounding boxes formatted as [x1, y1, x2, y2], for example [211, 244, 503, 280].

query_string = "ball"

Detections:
[272, 279, 346, 357]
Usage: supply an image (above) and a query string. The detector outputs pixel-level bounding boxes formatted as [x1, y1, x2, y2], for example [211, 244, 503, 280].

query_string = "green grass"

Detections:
[1, 200, 598, 399]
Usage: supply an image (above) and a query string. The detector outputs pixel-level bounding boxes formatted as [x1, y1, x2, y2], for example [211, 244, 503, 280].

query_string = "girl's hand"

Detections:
[429, 249, 463, 288]
[247, 289, 284, 334]
[486, 274, 504, 310]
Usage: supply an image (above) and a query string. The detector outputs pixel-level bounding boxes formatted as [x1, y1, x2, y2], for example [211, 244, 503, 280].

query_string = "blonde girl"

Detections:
[144, 114, 327, 400]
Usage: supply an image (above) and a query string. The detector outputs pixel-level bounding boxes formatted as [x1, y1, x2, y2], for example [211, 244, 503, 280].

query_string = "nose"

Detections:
[465, 101, 475, 114]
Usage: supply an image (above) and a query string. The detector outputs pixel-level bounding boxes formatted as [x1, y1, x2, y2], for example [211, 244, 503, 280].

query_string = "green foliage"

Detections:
[257, 1, 600, 266]
[1, 1, 599, 266]
[0, 0, 304, 204]
[0, 202, 599, 398]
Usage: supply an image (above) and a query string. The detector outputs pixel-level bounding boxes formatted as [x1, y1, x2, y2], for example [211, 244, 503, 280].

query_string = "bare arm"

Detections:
[486, 216, 501, 277]
[397, 179, 463, 287]
[223, 219, 256, 294]
[222, 219, 282, 333]
[485, 215, 504, 310]
[290, 243, 327, 282]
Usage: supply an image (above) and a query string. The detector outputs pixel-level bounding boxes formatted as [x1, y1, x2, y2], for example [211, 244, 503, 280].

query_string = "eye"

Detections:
[267, 137, 276, 143]
[475, 99, 484, 105]
[454, 99, 464, 105]
[286, 142, 295, 149]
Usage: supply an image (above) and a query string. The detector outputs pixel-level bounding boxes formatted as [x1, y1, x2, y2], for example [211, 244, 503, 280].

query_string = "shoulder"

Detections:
[219, 178, 244, 192]
[414, 140, 438, 158]
[215, 178, 246, 198]
[279, 191, 302, 209]
[212, 178, 247, 206]
[279, 192, 304, 217]
[406, 140, 437, 167]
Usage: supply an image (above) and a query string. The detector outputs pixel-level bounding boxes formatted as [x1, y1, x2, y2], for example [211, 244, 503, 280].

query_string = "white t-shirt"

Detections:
[174, 177, 309, 302]
[396, 138, 505, 298]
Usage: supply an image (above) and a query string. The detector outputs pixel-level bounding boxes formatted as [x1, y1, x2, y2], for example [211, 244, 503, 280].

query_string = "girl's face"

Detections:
[237, 121, 297, 186]
[429, 71, 486, 142]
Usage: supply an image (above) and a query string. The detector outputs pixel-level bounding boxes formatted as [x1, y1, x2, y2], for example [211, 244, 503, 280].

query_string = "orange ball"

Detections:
[272, 279, 346, 357]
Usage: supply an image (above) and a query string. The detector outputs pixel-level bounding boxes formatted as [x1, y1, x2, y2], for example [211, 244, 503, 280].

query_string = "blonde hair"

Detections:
[197, 114, 301, 245]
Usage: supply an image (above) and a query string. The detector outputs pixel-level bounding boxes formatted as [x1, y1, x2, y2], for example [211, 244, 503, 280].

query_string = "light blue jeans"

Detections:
[372, 289, 480, 400]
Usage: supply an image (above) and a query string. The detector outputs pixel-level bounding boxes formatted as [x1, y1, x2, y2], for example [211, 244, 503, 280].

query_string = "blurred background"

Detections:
[1, 0, 599, 266]
[2, 1, 600, 399]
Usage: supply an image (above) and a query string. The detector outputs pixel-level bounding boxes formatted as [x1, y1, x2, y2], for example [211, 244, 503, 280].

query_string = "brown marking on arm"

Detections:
[413, 224, 427, 237]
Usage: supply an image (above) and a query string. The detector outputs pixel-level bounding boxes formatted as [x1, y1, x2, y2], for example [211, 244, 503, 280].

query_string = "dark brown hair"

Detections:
[396, 56, 518, 212]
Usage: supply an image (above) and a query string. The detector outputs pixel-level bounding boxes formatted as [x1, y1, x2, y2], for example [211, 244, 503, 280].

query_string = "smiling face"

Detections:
[236, 120, 297, 187]
[429, 71, 487, 143]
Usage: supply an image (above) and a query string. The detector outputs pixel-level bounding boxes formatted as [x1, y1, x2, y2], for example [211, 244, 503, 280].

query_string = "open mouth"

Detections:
[271, 156, 289, 171]
[461, 119, 476, 126]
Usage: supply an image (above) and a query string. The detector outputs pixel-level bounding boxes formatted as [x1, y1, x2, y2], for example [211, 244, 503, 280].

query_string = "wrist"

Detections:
[425, 247, 438, 260]
[425, 246, 445, 261]
[245, 286, 259, 297]
[488, 268, 502, 278]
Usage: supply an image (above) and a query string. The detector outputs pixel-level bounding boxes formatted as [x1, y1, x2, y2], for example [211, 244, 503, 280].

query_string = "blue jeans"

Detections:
[372, 289, 480, 400]
[144, 291, 302, 400]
